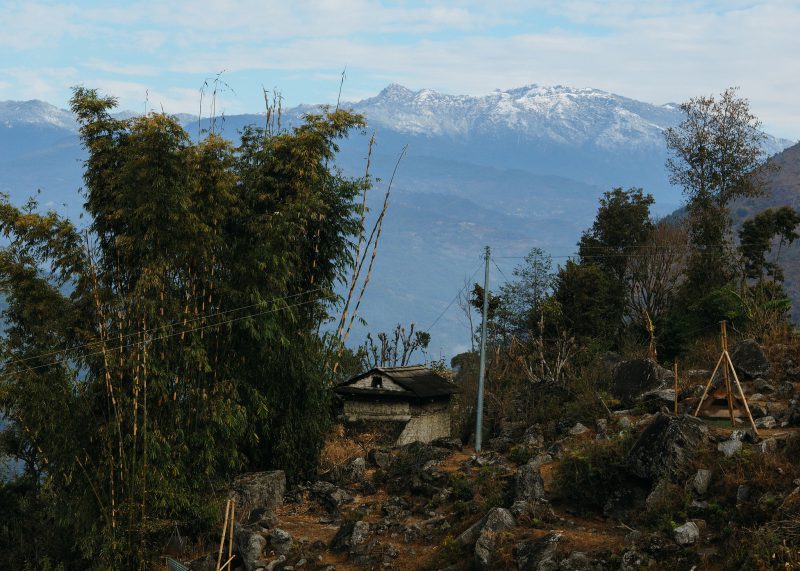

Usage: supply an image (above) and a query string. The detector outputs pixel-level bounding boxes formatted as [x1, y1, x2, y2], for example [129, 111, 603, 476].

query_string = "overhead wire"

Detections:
[424, 261, 484, 334]
[2, 287, 331, 369]
[0, 290, 336, 380]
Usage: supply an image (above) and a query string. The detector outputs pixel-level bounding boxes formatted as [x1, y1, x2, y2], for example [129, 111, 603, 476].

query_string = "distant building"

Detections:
[334, 365, 458, 446]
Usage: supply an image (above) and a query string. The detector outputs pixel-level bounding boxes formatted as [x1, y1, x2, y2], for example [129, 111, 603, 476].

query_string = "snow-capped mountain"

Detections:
[338, 84, 789, 155]
[0, 85, 794, 354]
[0, 99, 77, 130]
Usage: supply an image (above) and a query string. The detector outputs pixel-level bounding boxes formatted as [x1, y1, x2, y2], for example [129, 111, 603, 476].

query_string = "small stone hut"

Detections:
[334, 365, 457, 446]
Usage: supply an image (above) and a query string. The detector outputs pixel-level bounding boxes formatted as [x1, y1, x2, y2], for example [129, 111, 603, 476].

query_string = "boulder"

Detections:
[367, 448, 393, 469]
[267, 528, 293, 556]
[472, 508, 517, 570]
[673, 522, 699, 546]
[559, 551, 593, 570]
[310, 481, 353, 515]
[231, 471, 286, 522]
[516, 461, 547, 503]
[730, 340, 770, 380]
[325, 457, 366, 486]
[692, 469, 712, 496]
[626, 414, 709, 480]
[612, 359, 672, 405]
[457, 507, 516, 548]
[515, 532, 562, 571]
[234, 526, 268, 571]
[431, 436, 463, 450]
[717, 438, 743, 458]
[569, 422, 589, 436]
[521, 425, 545, 448]
[755, 416, 777, 429]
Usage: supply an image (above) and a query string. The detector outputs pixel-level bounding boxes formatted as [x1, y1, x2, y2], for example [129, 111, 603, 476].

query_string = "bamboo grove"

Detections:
[0, 87, 373, 568]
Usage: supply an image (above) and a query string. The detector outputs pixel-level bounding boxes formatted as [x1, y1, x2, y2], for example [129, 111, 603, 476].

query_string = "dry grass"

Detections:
[319, 424, 379, 473]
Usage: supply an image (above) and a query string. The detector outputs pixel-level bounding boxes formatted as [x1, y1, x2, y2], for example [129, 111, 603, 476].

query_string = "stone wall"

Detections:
[396, 401, 452, 445]
[343, 399, 411, 422]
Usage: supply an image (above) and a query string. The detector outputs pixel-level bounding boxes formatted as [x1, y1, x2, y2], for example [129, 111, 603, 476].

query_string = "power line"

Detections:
[2, 287, 330, 369]
[424, 262, 483, 333]
[0, 292, 335, 380]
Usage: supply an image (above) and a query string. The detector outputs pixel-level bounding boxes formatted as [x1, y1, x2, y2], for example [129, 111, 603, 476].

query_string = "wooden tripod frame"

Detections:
[693, 321, 759, 436]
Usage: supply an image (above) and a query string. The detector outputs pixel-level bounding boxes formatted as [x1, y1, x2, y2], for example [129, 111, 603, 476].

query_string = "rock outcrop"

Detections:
[626, 414, 709, 481]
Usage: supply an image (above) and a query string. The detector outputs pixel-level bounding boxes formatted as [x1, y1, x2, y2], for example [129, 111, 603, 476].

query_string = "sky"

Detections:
[2, 0, 800, 139]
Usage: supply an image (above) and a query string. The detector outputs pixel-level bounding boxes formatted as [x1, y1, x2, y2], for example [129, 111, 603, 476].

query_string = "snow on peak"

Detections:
[0, 100, 76, 130]
[341, 83, 683, 148]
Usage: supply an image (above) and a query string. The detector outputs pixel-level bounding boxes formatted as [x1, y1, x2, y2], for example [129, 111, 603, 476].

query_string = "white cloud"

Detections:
[3, 1, 799, 138]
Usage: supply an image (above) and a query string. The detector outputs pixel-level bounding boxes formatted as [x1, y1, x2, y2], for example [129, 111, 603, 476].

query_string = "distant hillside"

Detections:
[733, 142, 800, 321]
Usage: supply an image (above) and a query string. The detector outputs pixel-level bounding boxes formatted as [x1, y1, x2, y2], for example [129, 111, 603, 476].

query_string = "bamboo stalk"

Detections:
[216, 499, 232, 571]
[227, 498, 235, 567]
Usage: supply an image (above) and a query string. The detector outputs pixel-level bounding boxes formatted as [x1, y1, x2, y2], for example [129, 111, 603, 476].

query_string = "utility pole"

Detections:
[475, 246, 490, 453]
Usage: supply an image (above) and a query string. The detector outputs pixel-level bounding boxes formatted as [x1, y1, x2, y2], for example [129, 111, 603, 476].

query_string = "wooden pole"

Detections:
[725, 351, 760, 435]
[673, 360, 679, 415]
[694, 352, 725, 416]
[721, 322, 736, 427]
[215, 499, 231, 571]
[227, 499, 235, 568]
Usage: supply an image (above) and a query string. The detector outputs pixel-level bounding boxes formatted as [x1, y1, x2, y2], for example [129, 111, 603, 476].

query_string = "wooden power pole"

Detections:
[475, 246, 490, 453]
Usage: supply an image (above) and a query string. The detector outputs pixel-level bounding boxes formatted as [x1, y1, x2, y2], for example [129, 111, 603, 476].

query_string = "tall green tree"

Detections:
[578, 187, 654, 281]
[665, 87, 771, 294]
[0, 87, 368, 569]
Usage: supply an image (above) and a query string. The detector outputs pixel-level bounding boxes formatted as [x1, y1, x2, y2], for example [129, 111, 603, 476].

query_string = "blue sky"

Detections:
[2, 0, 799, 139]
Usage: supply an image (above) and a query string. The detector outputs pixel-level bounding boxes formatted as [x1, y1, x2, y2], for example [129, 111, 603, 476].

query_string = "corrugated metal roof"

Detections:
[335, 365, 457, 399]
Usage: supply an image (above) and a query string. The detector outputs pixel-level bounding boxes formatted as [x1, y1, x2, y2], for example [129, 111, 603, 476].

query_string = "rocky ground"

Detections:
[182, 341, 800, 570]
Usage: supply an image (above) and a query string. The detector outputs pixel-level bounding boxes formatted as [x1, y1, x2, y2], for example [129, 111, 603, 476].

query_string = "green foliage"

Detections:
[739, 206, 800, 283]
[578, 187, 654, 281]
[665, 87, 772, 296]
[555, 260, 623, 344]
[552, 435, 632, 514]
[0, 88, 368, 568]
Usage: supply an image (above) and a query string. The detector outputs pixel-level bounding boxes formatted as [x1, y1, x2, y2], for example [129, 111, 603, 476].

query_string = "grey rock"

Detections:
[431, 436, 463, 450]
[618, 416, 632, 429]
[558, 551, 592, 570]
[310, 481, 353, 515]
[759, 437, 778, 453]
[753, 379, 776, 394]
[326, 457, 366, 486]
[673, 521, 699, 545]
[626, 414, 709, 480]
[737, 485, 750, 504]
[645, 478, 671, 511]
[755, 416, 777, 429]
[231, 471, 286, 522]
[692, 469, 713, 496]
[268, 528, 293, 556]
[730, 339, 771, 379]
[620, 549, 647, 571]
[516, 461, 547, 502]
[473, 508, 517, 570]
[522, 425, 545, 448]
[624, 530, 643, 545]
[717, 439, 743, 458]
[235, 527, 268, 571]
[515, 532, 562, 571]
[569, 422, 589, 436]
[367, 448, 393, 468]
[457, 507, 516, 548]
[611, 358, 672, 405]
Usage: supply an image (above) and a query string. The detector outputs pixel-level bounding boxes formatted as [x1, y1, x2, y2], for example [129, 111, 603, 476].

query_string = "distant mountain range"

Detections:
[0, 85, 795, 355]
